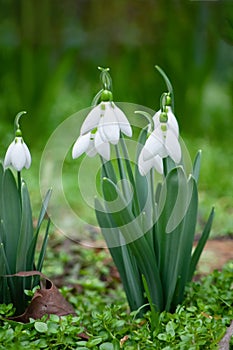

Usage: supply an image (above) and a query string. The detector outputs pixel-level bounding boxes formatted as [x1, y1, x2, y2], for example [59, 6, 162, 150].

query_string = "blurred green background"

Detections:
[0, 0, 232, 236]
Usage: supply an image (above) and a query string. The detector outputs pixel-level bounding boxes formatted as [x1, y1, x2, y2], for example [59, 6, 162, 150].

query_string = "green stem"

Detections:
[155, 65, 175, 112]
[119, 135, 141, 217]
[114, 143, 130, 200]
[163, 157, 168, 177]
[17, 171, 22, 205]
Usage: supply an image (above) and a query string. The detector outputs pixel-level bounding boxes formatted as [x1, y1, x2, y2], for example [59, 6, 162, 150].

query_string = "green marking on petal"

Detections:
[161, 124, 167, 132]
[159, 112, 168, 123]
[100, 103, 106, 110]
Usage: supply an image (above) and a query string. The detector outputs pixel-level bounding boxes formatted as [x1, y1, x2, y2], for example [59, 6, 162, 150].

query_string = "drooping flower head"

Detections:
[72, 67, 132, 160]
[138, 93, 181, 175]
[4, 111, 31, 171]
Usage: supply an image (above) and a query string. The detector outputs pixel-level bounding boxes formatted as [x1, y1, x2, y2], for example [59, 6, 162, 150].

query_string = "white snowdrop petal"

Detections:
[167, 107, 179, 137]
[86, 139, 97, 157]
[22, 142, 32, 169]
[143, 131, 164, 161]
[11, 142, 27, 171]
[138, 150, 154, 175]
[152, 110, 161, 129]
[152, 155, 163, 174]
[98, 120, 109, 143]
[113, 104, 132, 137]
[3, 141, 15, 168]
[72, 133, 90, 159]
[165, 129, 182, 163]
[101, 108, 120, 144]
[80, 105, 102, 135]
[94, 131, 110, 160]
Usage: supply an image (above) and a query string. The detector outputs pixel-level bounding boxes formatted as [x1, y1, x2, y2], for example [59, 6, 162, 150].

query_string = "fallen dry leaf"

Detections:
[7, 271, 76, 323]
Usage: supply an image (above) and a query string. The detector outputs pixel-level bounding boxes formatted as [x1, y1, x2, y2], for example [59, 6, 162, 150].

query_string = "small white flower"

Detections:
[4, 137, 31, 171]
[138, 107, 181, 175]
[81, 102, 132, 143]
[72, 130, 110, 160]
[138, 149, 163, 175]
[72, 101, 132, 160]
[153, 106, 179, 138]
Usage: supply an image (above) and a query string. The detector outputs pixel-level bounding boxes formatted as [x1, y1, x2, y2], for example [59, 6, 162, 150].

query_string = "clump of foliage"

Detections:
[0, 249, 232, 349]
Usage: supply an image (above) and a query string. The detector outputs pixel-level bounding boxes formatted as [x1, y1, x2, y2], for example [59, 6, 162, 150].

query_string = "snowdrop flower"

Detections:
[4, 131, 31, 171]
[72, 98, 132, 161]
[72, 130, 110, 160]
[138, 107, 181, 175]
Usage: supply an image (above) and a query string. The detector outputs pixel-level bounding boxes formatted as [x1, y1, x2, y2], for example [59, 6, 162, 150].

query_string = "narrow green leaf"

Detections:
[188, 207, 215, 281]
[36, 189, 52, 231]
[16, 180, 34, 273]
[95, 198, 145, 311]
[155, 167, 199, 311]
[135, 128, 149, 212]
[1, 168, 21, 272]
[115, 144, 132, 203]
[155, 65, 174, 97]
[155, 182, 162, 203]
[162, 156, 176, 177]
[192, 150, 202, 183]
[167, 176, 198, 309]
[101, 177, 164, 311]
[36, 218, 51, 272]
[142, 274, 159, 329]
[27, 189, 52, 270]
[0, 162, 3, 217]
[101, 159, 117, 184]
[0, 240, 17, 304]
[119, 136, 141, 216]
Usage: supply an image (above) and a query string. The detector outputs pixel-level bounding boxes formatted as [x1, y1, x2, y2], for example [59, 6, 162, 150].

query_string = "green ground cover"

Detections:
[0, 239, 232, 349]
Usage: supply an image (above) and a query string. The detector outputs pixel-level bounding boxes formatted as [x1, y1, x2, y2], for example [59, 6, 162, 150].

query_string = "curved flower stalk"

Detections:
[72, 68, 132, 161]
[138, 97, 181, 175]
[4, 111, 31, 171]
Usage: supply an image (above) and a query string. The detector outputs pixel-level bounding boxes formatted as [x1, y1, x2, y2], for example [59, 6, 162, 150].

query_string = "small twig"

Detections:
[218, 320, 233, 350]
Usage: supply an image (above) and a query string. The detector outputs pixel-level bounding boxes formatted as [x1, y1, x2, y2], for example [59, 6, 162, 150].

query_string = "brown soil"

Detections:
[195, 238, 233, 276]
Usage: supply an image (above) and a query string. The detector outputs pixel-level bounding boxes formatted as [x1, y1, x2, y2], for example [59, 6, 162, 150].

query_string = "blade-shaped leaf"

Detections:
[101, 159, 117, 184]
[0, 163, 3, 219]
[16, 180, 34, 273]
[36, 189, 52, 231]
[156, 167, 187, 306]
[135, 128, 149, 213]
[188, 207, 215, 281]
[27, 189, 52, 270]
[192, 150, 202, 183]
[1, 168, 21, 272]
[95, 198, 146, 311]
[0, 240, 17, 305]
[167, 176, 198, 309]
[36, 218, 51, 272]
[101, 177, 164, 311]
